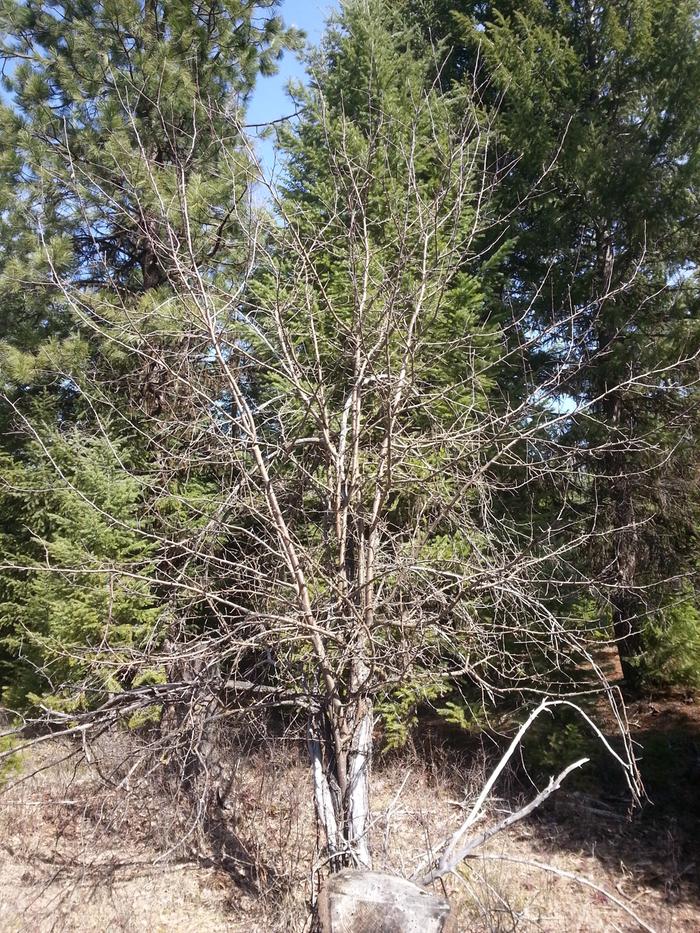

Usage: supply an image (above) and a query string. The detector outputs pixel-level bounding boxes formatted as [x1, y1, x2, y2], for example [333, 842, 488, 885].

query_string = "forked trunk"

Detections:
[309, 701, 373, 870]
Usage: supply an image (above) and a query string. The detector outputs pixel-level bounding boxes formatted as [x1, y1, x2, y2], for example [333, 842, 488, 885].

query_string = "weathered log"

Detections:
[318, 869, 452, 933]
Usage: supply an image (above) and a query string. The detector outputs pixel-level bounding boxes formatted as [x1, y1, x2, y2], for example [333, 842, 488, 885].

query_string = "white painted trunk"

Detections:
[309, 734, 341, 857]
[346, 708, 373, 868]
[309, 706, 373, 868]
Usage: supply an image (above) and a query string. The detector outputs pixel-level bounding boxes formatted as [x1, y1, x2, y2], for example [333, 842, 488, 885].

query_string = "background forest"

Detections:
[0, 1, 699, 930]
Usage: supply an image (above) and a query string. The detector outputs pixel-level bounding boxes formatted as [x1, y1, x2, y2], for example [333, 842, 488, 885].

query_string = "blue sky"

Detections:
[0, 2, 336, 173]
[247, 0, 338, 173]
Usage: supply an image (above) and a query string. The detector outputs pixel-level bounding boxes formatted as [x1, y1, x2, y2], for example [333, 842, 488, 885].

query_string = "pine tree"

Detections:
[0, 0, 291, 291]
[0, 0, 297, 704]
[408, 0, 700, 687]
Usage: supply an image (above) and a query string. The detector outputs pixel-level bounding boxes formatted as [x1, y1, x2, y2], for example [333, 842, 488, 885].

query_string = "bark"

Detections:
[345, 703, 373, 868]
[310, 701, 373, 870]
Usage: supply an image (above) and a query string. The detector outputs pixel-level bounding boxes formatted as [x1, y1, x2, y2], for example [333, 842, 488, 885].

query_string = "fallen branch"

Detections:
[413, 697, 633, 884]
[417, 756, 589, 885]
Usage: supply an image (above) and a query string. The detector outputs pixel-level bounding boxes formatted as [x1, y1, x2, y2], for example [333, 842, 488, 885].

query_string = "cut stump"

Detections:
[318, 869, 452, 933]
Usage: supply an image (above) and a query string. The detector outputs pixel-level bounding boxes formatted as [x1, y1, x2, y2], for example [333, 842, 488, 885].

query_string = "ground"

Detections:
[1, 694, 699, 933]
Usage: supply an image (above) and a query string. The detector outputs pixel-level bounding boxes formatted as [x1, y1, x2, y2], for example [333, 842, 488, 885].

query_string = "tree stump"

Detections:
[317, 869, 452, 933]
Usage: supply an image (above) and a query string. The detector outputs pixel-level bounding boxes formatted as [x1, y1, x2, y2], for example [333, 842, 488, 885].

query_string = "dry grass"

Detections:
[0, 735, 697, 932]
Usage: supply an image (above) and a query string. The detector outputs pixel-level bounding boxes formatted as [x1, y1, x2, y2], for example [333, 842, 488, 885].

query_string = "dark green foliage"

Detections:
[0, 0, 295, 290]
[0, 1, 296, 706]
[636, 594, 700, 690]
[1, 0, 700, 728]
[406, 0, 700, 688]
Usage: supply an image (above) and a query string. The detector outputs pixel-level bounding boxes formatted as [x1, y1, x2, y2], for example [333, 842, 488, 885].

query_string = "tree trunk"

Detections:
[607, 411, 643, 689]
[346, 703, 372, 868]
[611, 596, 644, 689]
[595, 230, 644, 687]
[309, 700, 373, 870]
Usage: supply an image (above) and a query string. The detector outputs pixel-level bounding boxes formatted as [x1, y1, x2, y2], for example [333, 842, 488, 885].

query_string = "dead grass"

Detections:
[0, 734, 697, 932]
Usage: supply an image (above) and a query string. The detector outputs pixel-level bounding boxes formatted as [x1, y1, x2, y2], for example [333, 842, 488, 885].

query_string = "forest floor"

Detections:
[0, 682, 699, 932]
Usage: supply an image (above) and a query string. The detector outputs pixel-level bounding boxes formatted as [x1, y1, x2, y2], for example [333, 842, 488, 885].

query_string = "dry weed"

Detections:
[0, 736, 696, 932]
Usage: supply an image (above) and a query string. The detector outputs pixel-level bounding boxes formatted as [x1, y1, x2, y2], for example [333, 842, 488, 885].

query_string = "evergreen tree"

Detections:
[0, 432, 159, 707]
[0, 0, 296, 703]
[407, 0, 700, 687]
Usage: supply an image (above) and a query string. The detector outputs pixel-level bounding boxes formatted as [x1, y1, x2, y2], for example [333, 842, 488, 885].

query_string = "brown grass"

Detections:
[0, 734, 697, 932]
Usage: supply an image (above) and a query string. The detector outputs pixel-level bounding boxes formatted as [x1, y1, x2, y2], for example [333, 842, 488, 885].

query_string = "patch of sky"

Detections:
[246, 0, 337, 180]
[668, 261, 696, 288]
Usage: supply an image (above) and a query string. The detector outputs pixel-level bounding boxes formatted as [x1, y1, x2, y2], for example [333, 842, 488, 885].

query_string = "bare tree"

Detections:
[7, 8, 694, 892]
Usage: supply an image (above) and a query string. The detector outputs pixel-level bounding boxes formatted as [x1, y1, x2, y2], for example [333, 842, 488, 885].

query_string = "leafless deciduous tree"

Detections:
[8, 38, 692, 885]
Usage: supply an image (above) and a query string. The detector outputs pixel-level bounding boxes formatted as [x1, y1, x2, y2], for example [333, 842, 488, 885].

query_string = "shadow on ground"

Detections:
[536, 691, 700, 907]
